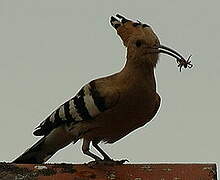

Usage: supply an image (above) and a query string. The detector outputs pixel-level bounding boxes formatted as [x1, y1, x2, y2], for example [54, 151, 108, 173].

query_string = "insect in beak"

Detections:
[158, 45, 193, 72]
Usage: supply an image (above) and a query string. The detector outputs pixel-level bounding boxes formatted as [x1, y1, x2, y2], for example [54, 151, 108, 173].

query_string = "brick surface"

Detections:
[0, 163, 217, 180]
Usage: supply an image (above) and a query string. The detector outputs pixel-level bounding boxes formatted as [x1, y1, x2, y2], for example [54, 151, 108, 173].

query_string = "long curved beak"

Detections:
[158, 45, 193, 72]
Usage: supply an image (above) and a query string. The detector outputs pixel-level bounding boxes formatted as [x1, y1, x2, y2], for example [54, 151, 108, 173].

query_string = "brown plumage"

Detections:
[13, 14, 191, 165]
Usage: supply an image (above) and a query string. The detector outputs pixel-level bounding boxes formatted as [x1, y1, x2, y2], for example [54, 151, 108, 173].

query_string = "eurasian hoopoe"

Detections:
[13, 14, 192, 165]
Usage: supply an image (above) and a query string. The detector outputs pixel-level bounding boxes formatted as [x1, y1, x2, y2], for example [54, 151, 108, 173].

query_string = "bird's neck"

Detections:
[119, 57, 157, 92]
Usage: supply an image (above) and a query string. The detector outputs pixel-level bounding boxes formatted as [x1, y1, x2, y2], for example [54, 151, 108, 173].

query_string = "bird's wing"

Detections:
[33, 80, 120, 136]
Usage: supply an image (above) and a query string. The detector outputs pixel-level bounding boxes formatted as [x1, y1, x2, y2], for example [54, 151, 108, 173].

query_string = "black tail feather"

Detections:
[12, 137, 54, 164]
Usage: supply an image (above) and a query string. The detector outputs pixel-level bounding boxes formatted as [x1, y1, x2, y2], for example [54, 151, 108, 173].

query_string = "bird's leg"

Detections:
[82, 139, 102, 161]
[92, 141, 129, 165]
[92, 141, 112, 161]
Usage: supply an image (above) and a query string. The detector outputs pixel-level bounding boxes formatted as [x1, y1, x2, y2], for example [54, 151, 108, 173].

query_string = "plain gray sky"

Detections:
[0, 0, 219, 175]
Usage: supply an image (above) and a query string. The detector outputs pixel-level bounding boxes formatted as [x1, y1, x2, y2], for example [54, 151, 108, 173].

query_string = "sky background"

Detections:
[0, 0, 219, 176]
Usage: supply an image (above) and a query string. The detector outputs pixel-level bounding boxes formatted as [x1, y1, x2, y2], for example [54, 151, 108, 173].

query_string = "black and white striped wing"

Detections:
[33, 82, 118, 136]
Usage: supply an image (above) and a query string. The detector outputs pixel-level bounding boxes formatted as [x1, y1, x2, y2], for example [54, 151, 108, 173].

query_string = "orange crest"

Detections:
[110, 14, 160, 47]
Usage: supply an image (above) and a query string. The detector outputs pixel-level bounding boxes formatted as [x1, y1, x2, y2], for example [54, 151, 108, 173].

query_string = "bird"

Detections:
[13, 14, 192, 165]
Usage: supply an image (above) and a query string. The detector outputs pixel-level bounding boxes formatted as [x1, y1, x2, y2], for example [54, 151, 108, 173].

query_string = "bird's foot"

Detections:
[87, 159, 129, 167]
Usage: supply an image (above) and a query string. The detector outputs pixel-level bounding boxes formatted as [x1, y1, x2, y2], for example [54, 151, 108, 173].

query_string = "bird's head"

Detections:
[110, 14, 193, 71]
[125, 35, 159, 67]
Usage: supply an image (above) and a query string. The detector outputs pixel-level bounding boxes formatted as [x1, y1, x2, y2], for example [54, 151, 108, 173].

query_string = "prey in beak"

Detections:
[158, 45, 192, 72]
[110, 14, 193, 72]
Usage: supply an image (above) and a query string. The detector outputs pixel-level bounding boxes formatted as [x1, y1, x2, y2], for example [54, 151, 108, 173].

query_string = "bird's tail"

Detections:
[12, 125, 82, 164]
[12, 137, 56, 164]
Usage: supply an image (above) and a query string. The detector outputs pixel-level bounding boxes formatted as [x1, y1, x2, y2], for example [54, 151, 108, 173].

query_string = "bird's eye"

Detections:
[136, 40, 142, 47]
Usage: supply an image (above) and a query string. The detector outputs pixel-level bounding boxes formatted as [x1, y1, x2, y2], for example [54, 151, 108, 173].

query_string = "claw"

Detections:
[118, 159, 129, 164]
[87, 159, 129, 168]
